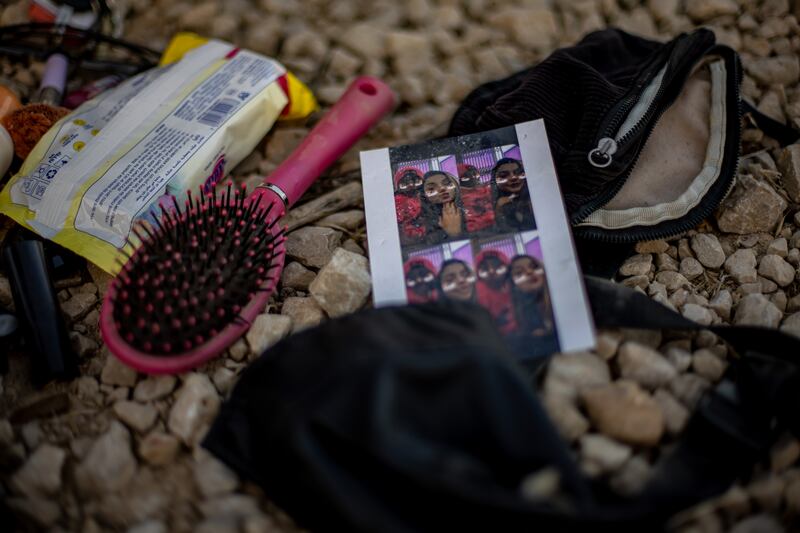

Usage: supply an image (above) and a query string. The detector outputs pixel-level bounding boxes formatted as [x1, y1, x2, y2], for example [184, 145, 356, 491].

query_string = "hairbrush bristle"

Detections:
[111, 182, 285, 355]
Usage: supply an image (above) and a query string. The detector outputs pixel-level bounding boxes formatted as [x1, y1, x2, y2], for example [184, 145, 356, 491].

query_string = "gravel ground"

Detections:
[1, 0, 800, 531]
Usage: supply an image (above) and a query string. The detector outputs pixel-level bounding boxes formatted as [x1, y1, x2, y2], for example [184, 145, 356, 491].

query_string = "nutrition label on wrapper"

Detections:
[13, 67, 163, 204]
[75, 51, 282, 247]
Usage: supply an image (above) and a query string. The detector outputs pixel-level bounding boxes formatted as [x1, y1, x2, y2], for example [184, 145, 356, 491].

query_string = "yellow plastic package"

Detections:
[0, 38, 316, 274]
[161, 32, 318, 121]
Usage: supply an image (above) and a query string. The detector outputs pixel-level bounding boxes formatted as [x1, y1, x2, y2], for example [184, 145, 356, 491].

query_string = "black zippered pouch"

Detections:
[449, 28, 797, 255]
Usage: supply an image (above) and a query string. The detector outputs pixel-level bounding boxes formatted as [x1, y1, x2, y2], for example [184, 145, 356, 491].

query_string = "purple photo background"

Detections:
[476, 232, 543, 262]
[461, 144, 521, 184]
[393, 155, 458, 179]
[405, 240, 474, 272]
[394, 146, 520, 185]
[525, 236, 543, 260]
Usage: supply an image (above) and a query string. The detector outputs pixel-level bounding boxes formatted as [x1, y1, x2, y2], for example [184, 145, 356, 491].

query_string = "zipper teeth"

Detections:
[606, 98, 635, 139]
[572, 93, 669, 225]
[577, 54, 743, 244]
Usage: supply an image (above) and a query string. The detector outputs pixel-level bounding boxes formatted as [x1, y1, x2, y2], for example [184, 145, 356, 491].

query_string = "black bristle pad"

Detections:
[112, 184, 285, 355]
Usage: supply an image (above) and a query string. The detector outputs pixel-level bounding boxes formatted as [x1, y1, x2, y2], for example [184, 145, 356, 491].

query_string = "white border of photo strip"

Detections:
[360, 119, 595, 353]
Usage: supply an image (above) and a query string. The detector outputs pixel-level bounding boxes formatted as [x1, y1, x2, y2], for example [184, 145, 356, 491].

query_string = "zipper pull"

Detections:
[588, 137, 617, 168]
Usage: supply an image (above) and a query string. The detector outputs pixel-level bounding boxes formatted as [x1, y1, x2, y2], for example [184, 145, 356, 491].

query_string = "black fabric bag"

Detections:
[204, 279, 800, 532]
[450, 28, 798, 276]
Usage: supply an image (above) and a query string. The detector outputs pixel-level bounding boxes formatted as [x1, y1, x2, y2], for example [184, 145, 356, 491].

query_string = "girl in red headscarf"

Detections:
[393, 167, 426, 245]
[474, 249, 517, 334]
[457, 164, 495, 233]
[404, 257, 439, 304]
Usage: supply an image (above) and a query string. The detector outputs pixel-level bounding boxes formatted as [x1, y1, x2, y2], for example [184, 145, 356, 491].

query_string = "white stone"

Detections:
[579, 434, 632, 476]
[228, 339, 249, 362]
[758, 254, 796, 287]
[767, 237, 789, 258]
[133, 375, 176, 402]
[609, 454, 651, 496]
[285, 226, 343, 268]
[692, 349, 727, 381]
[337, 23, 387, 59]
[10, 444, 66, 497]
[114, 401, 158, 434]
[781, 312, 800, 338]
[670, 374, 711, 409]
[194, 450, 239, 497]
[101, 350, 138, 387]
[310, 248, 371, 318]
[617, 342, 677, 390]
[544, 352, 611, 402]
[60, 292, 97, 321]
[280, 261, 316, 290]
[654, 271, 690, 291]
[682, 303, 713, 326]
[717, 175, 787, 234]
[281, 296, 326, 332]
[619, 254, 652, 277]
[709, 289, 733, 321]
[679, 257, 704, 280]
[652, 389, 689, 435]
[686, 0, 738, 21]
[734, 294, 783, 328]
[212, 367, 237, 396]
[167, 374, 220, 447]
[317, 210, 365, 232]
[542, 395, 589, 443]
[138, 431, 180, 467]
[245, 314, 292, 355]
[386, 30, 433, 75]
[74, 421, 137, 496]
[746, 55, 800, 86]
[665, 346, 693, 372]
[691, 233, 726, 268]
[488, 7, 557, 51]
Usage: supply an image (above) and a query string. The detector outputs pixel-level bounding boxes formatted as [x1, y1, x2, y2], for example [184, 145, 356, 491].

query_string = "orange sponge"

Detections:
[2, 103, 69, 160]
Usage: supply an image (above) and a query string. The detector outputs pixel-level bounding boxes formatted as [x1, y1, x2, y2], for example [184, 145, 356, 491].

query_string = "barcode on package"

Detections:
[197, 98, 239, 127]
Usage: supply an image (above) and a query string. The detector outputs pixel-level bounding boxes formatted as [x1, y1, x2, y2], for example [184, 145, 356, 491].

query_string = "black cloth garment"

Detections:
[204, 279, 800, 533]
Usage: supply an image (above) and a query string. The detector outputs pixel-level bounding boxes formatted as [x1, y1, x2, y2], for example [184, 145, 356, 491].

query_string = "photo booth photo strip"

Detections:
[360, 120, 595, 355]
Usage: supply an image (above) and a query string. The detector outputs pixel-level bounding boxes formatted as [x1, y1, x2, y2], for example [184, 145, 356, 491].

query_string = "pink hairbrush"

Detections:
[100, 76, 395, 373]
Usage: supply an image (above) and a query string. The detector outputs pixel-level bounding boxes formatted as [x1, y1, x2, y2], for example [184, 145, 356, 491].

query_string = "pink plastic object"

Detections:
[100, 76, 396, 374]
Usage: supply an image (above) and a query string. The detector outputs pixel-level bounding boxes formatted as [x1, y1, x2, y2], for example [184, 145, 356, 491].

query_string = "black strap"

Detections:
[584, 276, 800, 520]
[742, 99, 800, 146]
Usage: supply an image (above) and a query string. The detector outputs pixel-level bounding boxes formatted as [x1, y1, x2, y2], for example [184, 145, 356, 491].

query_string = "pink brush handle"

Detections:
[259, 76, 395, 207]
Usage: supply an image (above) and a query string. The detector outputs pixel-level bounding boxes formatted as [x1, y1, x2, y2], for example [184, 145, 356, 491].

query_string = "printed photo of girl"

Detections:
[474, 249, 517, 334]
[394, 166, 426, 246]
[438, 259, 477, 303]
[402, 240, 476, 305]
[457, 163, 495, 233]
[509, 254, 554, 338]
[403, 257, 438, 304]
[421, 170, 467, 244]
[491, 158, 536, 232]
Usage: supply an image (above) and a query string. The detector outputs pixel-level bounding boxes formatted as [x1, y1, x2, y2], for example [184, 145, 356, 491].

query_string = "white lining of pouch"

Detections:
[578, 58, 726, 230]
